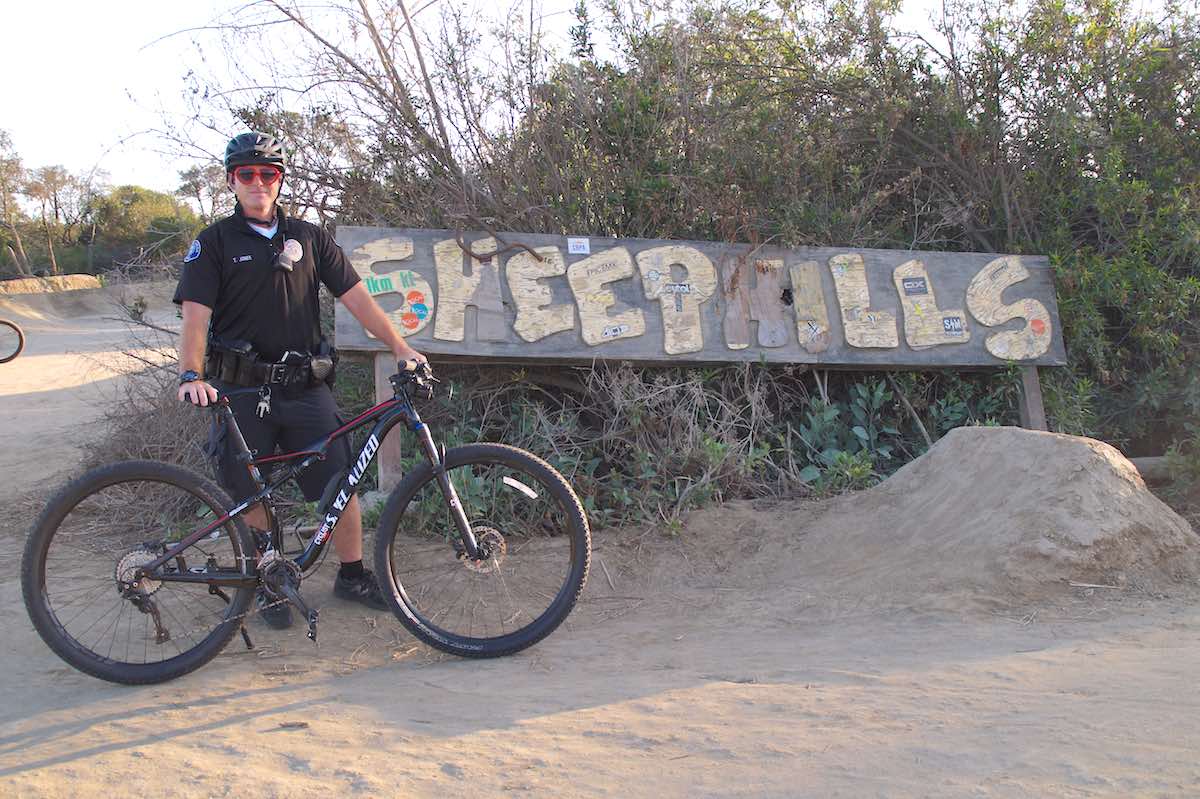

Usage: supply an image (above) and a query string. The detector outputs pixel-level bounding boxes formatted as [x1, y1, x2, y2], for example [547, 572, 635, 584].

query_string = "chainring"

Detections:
[258, 550, 302, 599]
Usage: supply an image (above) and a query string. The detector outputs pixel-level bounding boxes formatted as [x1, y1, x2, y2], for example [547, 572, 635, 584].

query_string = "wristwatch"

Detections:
[179, 369, 201, 385]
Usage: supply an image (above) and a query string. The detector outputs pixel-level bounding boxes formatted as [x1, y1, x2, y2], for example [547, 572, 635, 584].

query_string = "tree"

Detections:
[24, 166, 73, 275]
[177, 163, 232, 223]
[0, 131, 31, 275]
[90, 185, 201, 264]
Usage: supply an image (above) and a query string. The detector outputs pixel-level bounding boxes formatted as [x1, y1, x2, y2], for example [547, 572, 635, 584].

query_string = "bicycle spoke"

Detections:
[88, 601, 126, 657]
[48, 581, 115, 612]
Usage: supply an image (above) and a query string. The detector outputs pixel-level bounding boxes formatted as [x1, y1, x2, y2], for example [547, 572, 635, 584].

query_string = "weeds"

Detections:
[333, 359, 1023, 532]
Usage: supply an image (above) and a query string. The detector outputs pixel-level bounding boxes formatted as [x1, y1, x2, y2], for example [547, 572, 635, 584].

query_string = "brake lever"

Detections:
[406, 360, 438, 384]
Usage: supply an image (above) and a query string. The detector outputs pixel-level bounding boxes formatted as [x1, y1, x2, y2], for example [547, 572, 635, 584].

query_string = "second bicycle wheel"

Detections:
[374, 443, 590, 658]
[22, 460, 255, 684]
[0, 319, 25, 363]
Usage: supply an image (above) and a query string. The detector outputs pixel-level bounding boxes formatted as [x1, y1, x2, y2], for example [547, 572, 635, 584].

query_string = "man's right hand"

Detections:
[178, 380, 219, 406]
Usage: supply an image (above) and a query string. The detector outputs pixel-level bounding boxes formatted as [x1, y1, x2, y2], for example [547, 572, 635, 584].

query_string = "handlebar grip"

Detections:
[401, 359, 432, 375]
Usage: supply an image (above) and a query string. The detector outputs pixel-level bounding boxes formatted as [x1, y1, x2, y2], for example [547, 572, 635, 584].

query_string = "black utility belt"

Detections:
[206, 349, 333, 389]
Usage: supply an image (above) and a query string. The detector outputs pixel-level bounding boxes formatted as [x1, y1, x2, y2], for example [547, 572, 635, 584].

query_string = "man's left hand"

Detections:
[393, 344, 428, 368]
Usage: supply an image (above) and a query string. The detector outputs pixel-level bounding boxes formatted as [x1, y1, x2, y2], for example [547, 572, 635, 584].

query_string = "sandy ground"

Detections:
[1, 286, 1198, 798]
[0, 283, 178, 505]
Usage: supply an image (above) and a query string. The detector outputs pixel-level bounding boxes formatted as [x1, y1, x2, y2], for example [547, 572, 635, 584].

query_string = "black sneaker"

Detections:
[256, 588, 294, 629]
[333, 568, 389, 611]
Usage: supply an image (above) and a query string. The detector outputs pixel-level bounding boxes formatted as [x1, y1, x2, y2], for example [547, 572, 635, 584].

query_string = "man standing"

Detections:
[174, 131, 425, 629]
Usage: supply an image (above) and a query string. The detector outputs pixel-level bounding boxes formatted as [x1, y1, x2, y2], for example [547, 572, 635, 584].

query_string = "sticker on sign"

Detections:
[567, 237, 591, 255]
[942, 316, 965, 336]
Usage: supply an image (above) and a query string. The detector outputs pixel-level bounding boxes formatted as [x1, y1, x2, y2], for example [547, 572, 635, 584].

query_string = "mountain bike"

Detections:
[0, 318, 24, 363]
[21, 362, 591, 684]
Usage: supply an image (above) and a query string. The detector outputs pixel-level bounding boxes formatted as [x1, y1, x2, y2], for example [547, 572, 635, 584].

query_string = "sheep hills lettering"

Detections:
[334, 229, 1066, 369]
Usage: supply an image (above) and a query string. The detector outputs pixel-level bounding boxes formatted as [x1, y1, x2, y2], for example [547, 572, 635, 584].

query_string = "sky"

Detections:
[2, 0, 583, 194]
[2, 0, 1166, 198]
[0, 0, 241, 193]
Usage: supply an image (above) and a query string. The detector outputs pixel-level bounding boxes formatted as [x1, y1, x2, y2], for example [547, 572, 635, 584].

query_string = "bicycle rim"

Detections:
[23, 462, 253, 683]
[0, 320, 23, 363]
[377, 444, 590, 657]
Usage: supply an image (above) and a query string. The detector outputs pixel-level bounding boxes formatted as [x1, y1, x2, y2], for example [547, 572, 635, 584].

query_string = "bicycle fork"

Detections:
[413, 422, 480, 560]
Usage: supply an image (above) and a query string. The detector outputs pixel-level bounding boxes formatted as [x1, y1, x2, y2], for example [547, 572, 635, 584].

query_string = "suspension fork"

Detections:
[411, 419, 480, 559]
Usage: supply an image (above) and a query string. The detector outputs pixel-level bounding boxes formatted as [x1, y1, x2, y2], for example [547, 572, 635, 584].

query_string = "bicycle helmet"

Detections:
[223, 131, 287, 172]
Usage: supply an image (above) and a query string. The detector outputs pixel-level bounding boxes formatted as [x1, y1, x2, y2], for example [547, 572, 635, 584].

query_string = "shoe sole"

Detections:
[333, 587, 388, 611]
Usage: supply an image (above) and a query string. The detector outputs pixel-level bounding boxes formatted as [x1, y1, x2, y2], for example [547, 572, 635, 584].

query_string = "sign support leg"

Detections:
[1018, 365, 1048, 431]
[374, 352, 404, 490]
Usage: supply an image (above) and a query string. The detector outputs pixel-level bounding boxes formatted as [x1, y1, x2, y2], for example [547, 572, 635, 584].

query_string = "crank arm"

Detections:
[278, 582, 319, 643]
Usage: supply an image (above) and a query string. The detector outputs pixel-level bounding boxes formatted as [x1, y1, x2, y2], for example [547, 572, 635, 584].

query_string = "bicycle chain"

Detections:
[189, 587, 289, 646]
[155, 539, 330, 645]
[146, 568, 295, 648]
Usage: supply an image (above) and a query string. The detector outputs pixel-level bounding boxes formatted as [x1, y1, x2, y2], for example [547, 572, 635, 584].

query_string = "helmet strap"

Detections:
[234, 200, 278, 227]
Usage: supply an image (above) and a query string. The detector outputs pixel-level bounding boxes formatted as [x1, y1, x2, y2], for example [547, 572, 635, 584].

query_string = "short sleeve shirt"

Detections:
[173, 205, 360, 361]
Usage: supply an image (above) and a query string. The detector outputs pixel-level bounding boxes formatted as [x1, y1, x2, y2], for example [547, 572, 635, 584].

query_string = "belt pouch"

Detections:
[234, 355, 258, 386]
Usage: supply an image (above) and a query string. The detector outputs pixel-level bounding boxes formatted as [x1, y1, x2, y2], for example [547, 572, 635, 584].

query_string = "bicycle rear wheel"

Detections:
[0, 319, 24, 363]
[374, 443, 590, 658]
[22, 460, 255, 684]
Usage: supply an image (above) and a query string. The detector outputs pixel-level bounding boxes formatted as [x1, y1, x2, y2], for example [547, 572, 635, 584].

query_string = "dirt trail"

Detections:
[0, 282, 178, 504]
[1, 285, 1198, 797]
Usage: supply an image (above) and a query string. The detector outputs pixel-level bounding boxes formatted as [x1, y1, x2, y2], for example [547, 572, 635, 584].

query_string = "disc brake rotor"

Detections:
[463, 527, 507, 574]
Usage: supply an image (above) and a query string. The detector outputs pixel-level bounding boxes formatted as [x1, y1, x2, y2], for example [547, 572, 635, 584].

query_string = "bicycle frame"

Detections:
[140, 372, 480, 590]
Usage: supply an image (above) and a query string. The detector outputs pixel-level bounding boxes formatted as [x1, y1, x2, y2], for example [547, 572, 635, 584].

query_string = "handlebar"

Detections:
[389, 359, 437, 394]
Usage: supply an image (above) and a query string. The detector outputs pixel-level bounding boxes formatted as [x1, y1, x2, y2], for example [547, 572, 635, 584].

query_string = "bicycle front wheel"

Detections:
[374, 443, 590, 658]
[22, 460, 255, 684]
[0, 319, 24, 363]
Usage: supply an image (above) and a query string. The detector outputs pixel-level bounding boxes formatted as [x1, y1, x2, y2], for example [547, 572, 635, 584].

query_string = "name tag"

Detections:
[234, 255, 252, 263]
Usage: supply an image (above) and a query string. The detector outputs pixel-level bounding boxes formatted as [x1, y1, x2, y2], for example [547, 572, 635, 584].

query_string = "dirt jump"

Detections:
[0, 283, 1198, 797]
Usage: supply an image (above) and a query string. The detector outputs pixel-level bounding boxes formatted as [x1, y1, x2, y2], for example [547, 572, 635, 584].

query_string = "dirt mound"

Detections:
[0, 280, 175, 327]
[0, 274, 101, 295]
[611, 427, 1199, 617]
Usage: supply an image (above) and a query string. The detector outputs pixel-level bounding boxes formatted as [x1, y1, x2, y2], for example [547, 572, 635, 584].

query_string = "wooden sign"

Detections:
[334, 228, 1066, 368]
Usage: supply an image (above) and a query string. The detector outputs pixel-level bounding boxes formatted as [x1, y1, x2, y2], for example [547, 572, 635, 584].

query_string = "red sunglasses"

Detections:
[232, 166, 282, 185]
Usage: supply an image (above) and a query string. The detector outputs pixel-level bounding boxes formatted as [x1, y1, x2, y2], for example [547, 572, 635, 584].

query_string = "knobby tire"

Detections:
[374, 443, 590, 658]
[22, 460, 254, 684]
[0, 319, 24, 363]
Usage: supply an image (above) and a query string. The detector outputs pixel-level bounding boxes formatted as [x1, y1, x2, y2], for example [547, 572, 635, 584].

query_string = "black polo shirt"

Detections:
[173, 203, 360, 361]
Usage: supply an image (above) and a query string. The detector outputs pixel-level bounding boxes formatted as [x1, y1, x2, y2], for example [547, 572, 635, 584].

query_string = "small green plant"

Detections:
[1163, 424, 1200, 513]
[361, 497, 386, 530]
[819, 450, 877, 493]
[848, 380, 898, 461]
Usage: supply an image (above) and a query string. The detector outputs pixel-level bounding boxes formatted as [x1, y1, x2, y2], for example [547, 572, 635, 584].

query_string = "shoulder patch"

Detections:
[184, 240, 202, 263]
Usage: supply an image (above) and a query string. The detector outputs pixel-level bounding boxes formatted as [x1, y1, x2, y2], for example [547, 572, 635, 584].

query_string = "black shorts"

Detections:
[212, 381, 352, 503]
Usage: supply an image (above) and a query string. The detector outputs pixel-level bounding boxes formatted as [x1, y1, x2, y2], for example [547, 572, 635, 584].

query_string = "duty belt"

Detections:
[207, 350, 312, 389]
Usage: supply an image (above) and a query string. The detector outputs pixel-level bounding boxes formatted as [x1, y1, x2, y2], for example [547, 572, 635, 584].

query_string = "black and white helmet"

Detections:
[223, 131, 287, 172]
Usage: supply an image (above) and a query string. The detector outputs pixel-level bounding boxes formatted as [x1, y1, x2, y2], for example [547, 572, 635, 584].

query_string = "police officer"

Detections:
[174, 131, 426, 628]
